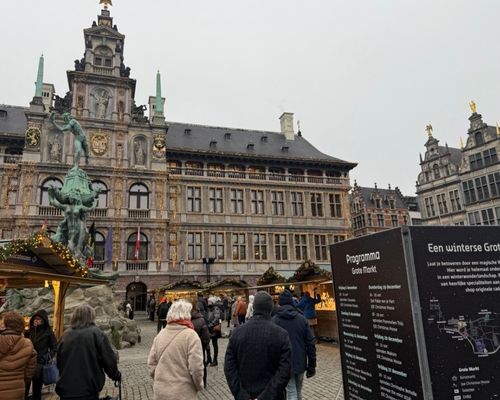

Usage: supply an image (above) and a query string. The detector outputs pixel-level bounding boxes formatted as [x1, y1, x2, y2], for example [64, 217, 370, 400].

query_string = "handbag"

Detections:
[42, 356, 58, 385]
[212, 323, 221, 334]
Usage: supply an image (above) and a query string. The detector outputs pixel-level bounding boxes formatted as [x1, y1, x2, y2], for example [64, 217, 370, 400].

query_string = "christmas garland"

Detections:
[0, 231, 88, 277]
[289, 259, 332, 282]
[257, 266, 287, 285]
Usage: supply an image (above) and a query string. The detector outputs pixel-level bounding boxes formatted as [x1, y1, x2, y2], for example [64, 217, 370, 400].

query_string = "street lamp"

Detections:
[202, 257, 215, 282]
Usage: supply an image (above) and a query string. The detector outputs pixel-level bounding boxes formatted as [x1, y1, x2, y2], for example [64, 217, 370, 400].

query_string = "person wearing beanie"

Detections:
[273, 290, 316, 400]
[224, 291, 291, 400]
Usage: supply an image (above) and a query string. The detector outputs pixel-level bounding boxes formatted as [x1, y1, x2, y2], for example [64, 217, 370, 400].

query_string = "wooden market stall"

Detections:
[157, 279, 204, 301]
[0, 233, 110, 338]
[203, 278, 249, 297]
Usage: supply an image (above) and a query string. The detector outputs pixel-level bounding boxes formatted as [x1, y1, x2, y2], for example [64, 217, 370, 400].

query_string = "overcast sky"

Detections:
[2, 0, 500, 195]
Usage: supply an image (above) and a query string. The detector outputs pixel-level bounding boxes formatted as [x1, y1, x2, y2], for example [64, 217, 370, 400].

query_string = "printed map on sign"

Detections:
[428, 299, 500, 356]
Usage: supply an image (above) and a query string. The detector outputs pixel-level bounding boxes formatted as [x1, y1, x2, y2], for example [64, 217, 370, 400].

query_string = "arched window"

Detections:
[94, 46, 113, 67]
[127, 232, 149, 260]
[129, 183, 149, 209]
[475, 132, 484, 146]
[92, 181, 108, 208]
[40, 178, 63, 205]
[433, 164, 440, 179]
[94, 231, 106, 261]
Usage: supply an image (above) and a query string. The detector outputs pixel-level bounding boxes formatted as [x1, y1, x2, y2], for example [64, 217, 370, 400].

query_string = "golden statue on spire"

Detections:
[469, 100, 477, 114]
[425, 124, 433, 138]
[100, 0, 113, 9]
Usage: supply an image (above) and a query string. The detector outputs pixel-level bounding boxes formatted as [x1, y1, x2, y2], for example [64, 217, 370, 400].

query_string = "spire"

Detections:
[460, 137, 464, 149]
[35, 54, 44, 98]
[155, 70, 163, 115]
[496, 122, 500, 137]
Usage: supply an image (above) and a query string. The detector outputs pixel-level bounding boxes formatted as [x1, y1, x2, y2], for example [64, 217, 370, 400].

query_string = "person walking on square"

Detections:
[24, 309, 57, 400]
[157, 296, 172, 333]
[147, 295, 156, 322]
[206, 296, 223, 367]
[56, 304, 121, 400]
[189, 297, 210, 387]
[234, 296, 247, 325]
[224, 291, 292, 400]
[148, 300, 204, 400]
[245, 295, 255, 321]
[0, 311, 36, 400]
[296, 289, 321, 343]
[273, 290, 316, 400]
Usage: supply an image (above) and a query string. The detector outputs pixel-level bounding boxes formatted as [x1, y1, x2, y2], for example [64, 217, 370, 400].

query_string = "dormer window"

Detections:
[247, 143, 255, 151]
[375, 198, 381, 208]
[224, 133, 231, 140]
[389, 199, 395, 209]
[209, 140, 217, 148]
[0, 110, 7, 119]
[261, 135, 268, 143]
[281, 145, 289, 152]
[184, 128, 191, 135]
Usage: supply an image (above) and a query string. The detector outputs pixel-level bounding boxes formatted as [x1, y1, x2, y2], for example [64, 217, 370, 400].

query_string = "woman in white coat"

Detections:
[147, 300, 204, 400]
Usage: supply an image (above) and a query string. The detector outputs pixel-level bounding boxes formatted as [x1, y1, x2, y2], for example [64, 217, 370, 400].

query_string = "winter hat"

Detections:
[253, 291, 273, 316]
[279, 290, 294, 306]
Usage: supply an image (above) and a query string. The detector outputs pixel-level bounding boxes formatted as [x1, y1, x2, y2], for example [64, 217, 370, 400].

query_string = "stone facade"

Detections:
[0, 7, 355, 310]
[416, 110, 500, 226]
[349, 182, 411, 237]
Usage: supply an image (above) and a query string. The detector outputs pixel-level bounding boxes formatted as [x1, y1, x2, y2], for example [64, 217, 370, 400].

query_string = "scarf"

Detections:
[170, 319, 194, 330]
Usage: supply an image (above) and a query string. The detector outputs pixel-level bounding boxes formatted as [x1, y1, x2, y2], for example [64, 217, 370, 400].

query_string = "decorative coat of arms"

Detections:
[90, 133, 108, 156]
[152, 134, 166, 160]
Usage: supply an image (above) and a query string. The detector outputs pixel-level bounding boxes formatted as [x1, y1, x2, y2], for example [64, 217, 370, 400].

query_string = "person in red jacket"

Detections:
[234, 296, 247, 325]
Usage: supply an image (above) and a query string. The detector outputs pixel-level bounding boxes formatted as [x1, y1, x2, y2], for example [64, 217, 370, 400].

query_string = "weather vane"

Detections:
[469, 100, 477, 114]
[425, 124, 433, 138]
[100, 0, 113, 10]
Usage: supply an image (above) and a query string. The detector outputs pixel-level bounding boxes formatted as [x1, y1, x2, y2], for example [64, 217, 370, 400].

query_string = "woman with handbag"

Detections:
[148, 300, 204, 400]
[206, 296, 222, 367]
[25, 309, 57, 400]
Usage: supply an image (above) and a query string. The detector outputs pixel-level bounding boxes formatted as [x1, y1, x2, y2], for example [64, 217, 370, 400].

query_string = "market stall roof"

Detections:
[204, 278, 248, 291]
[160, 279, 204, 292]
[248, 278, 331, 290]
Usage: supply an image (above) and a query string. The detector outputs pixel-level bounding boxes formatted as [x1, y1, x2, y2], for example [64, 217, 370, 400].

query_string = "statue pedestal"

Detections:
[59, 167, 95, 205]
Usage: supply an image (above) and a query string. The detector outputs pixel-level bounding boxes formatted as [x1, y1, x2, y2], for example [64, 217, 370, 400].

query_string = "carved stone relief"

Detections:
[133, 138, 146, 166]
[48, 135, 62, 162]
[91, 87, 113, 119]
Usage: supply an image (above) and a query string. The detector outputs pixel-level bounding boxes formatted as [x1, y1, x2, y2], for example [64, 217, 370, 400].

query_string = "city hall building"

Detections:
[0, 6, 355, 308]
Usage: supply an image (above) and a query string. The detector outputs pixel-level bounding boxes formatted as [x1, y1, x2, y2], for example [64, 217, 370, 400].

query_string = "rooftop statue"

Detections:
[50, 112, 90, 168]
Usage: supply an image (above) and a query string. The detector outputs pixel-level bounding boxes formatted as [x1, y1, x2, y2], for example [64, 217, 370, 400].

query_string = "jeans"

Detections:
[286, 373, 304, 400]
[205, 337, 219, 364]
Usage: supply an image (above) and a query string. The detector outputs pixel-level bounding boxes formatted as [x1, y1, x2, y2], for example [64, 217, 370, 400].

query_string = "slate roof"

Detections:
[0, 105, 27, 135]
[438, 145, 462, 166]
[165, 122, 356, 168]
[354, 186, 407, 209]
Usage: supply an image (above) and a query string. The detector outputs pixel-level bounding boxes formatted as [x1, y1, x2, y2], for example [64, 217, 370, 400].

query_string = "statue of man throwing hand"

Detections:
[50, 112, 90, 168]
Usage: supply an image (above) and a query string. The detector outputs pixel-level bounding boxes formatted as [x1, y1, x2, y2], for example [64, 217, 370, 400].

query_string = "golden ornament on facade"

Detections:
[152, 134, 166, 159]
[90, 132, 108, 156]
[25, 127, 41, 147]
[469, 100, 477, 114]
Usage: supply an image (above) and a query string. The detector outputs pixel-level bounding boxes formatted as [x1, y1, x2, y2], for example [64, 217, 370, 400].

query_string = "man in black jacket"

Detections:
[272, 290, 316, 400]
[157, 297, 172, 333]
[224, 291, 291, 400]
[56, 304, 121, 400]
[25, 309, 57, 400]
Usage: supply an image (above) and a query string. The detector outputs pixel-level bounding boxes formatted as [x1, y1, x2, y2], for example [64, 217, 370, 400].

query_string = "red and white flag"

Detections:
[134, 226, 141, 260]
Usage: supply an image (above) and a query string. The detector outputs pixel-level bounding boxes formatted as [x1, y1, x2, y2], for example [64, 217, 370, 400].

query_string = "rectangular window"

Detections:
[250, 190, 264, 214]
[389, 199, 395, 209]
[377, 214, 384, 227]
[481, 208, 495, 225]
[391, 215, 398, 227]
[333, 235, 345, 243]
[291, 192, 304, 216]
[231, 233, 246, 260]
[449, 190, 462, 212]
[187, 186, 201, 212]
[469, 152, 483, 171]
[187, 232, 202, 260]
[329, 193, 342, 217]
[488, 172, 500, 197]
[367, 213, 372, 226]
[475, 176, 490, 201]
[271, 191, 285, 215]
[314, 235, 328, 261]
[310, 193, 323, 217]
[274, 234, 288, 261]
[209, 188, 223, 213]
[483, 148, 498, 166]
[496, 206, 500, 225]
[436, 193, 449, 215]
[294, 234, 308, 260]
[424, 197, 436, 217]
[209, 232, 225, 259]
[230, 189, 244, 214]
[253, 234, 267, 260]
[462, 180, 477, 204]
[375, 198, 382, 208]
[95, 57, 102, 65]
[468, 211, 481, 226]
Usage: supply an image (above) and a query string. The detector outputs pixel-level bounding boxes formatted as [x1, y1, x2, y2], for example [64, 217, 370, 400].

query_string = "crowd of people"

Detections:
[0, 289, 321, 400]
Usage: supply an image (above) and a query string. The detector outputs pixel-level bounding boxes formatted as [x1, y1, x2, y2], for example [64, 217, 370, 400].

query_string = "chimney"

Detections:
[279, 112, 295, 141]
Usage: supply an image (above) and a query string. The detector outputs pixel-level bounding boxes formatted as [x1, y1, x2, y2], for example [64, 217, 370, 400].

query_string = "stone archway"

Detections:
[126, 281, 147, 312]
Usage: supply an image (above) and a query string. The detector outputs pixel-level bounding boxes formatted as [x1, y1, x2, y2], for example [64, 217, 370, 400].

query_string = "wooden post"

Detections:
[52, 280, 70, 339]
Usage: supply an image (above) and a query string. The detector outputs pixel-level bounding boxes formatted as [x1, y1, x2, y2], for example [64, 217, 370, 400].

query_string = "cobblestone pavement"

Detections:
[46, 313, 344, 399]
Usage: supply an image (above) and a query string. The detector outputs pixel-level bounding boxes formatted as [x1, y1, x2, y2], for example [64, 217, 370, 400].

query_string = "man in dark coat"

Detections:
[272, 290, 316, 400]
[157, 297, 172, 333]
[25, 309, 57, 400]
[224, 291, 291, 400]
[56, 304, 121, 400]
